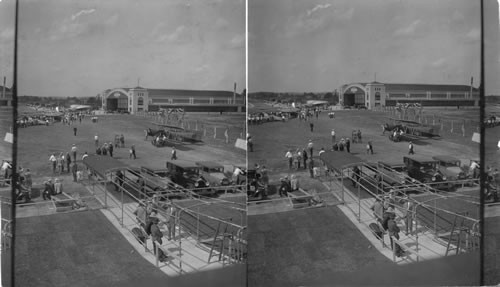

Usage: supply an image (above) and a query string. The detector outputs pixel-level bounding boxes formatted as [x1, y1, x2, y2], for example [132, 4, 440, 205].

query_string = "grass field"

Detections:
[247, 206, 392, 286]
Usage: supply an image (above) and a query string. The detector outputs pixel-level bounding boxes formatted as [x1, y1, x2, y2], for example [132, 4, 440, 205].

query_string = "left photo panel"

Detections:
[0, 0, 15, 286]
[14, 0, 247, 286]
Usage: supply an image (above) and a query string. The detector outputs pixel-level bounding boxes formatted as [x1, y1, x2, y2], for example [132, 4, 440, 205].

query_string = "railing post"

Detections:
[121, 187, 124, 226]
[357, 184, 361, 222]
[433, 199, 437, 234]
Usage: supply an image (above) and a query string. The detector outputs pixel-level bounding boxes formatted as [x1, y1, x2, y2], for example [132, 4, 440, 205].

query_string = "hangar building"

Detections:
[339, 82, 479, 110]
[101, 86, 245, 114]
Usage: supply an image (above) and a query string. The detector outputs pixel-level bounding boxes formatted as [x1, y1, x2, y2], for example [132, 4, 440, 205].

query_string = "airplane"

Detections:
[147, 122, 203, 147]
[384, 118, 440, 140]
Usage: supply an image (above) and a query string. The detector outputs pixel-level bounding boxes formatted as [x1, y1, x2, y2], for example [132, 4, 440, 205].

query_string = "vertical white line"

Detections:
[245, 0, 248, 173]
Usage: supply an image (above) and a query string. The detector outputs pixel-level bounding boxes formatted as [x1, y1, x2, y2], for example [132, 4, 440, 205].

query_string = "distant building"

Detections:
[0, 85, 13, 106]
[339, 82, 479, 109]
[101, 87, 245, 114]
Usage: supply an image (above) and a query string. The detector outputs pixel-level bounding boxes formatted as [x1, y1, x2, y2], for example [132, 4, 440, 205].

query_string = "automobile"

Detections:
[376, 161, 408, 187]
[196, 161, 231, 187]
[355, 104, 368, 110]
[403, 155, 453, 190]
[166, 160, 214, 196]
[126, 166, 187, 199]
[432, 156, 467, 182]
[343, 105, 352, 110]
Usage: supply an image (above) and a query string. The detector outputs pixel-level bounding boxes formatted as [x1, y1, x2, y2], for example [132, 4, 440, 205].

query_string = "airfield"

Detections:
[14, 106, 247, 287]
[247, 102, 482, 286]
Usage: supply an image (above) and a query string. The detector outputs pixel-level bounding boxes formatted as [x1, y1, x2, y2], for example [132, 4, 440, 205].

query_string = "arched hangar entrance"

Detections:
[106, 90, 129, 112]
[342, 84, 366, 107]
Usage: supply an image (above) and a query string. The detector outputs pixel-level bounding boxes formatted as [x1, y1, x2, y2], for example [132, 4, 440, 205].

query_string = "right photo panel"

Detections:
[247, 0, 484, 286]
[484, 0, 500, 285]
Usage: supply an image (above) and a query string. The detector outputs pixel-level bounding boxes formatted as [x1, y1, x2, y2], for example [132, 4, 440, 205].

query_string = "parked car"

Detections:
[166, 160, 214, 196]
[126, 166, 187, 199]
[377, 161, 408, 187]
[403, 156, 453, 190]
[432, 156, 467, 182]
[196, 161, 231, 187]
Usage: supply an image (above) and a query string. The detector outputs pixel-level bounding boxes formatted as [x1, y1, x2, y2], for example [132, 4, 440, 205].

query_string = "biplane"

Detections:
[383, 118, 440, 141]
[147, 123, 203, 147]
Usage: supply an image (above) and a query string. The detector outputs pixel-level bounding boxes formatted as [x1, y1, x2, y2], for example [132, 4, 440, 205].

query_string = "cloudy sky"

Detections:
[249, 0, 499, 95]
[0, 0, 15, 87]
[15, 0, 245, 98]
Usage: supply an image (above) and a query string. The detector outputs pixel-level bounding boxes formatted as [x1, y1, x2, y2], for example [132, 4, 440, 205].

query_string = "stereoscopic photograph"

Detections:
[0, 0, 499, 286]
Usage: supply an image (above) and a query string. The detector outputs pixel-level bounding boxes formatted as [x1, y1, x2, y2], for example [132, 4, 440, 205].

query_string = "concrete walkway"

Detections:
[85, 182, 231, 277]
[324, 178, 461, 265]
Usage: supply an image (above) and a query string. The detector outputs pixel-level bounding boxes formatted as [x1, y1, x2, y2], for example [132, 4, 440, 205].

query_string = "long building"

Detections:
[101, 86, 245, 114]
[339, 82, 479, 109]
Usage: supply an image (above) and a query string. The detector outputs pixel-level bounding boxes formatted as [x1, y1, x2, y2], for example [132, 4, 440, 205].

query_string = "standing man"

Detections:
[66, 152, 71, 172]
[285, 150, 293, 169]
[49, 154, 57, 173]
[130, 145, 137, 159]
[109, 143, 114, 157]
[331, 129, 336, 144]
[345, 138, 351, 153]
[296, 150, 302, 169]
[71, 163, 78, 182]
[71, 144, 78, 162]
[302, 148, 308, 170]
[94, 134, 99, 148]
[402, 196, 414, 235]
[408, 141, 415, 155]
[73, 127, 77, 136]
[171, 147, 177, 160]
[307, 140, 314, 159]
[308, 158, 315, 178]
[310, 122, 314, 132]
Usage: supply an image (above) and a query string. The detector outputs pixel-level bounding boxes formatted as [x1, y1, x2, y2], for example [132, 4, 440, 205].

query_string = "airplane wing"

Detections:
[151, 122, 185, 130]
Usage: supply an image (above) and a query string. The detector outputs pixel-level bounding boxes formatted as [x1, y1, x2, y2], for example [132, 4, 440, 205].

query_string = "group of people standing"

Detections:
[370, 194, 416, 258]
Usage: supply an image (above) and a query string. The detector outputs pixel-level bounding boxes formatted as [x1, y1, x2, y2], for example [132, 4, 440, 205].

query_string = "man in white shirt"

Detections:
[307, 140, 314, 158]
[285, 150, 293, 169]
[71, 144, 78, 161]
[331, 129, 336, 143]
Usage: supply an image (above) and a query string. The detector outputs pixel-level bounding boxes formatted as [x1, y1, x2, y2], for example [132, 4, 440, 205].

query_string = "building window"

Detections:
[375, 92, 381, 101]
[138, 98, 144, 105]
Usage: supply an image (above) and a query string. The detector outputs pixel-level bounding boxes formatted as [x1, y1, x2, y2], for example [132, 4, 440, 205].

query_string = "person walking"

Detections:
[57, 153, 64, 174]
[371, 198, 384, 222]
[130, 145, 137, 159]
[366, 141, 373, 155]
[408, 141, 415, 155]
[309, 122, 314, 132]
[171, 147, 177, 160]
[331, 129, 336, 144]
[94, 134, 99, 148]
[73, 127, 77, 136]
[345, 138, 351, 153]
[120, 134, 125, 148]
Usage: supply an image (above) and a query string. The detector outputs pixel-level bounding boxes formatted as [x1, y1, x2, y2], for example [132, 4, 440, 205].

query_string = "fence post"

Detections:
[358, 184, 361, 222]
[450, 120, 454, 133]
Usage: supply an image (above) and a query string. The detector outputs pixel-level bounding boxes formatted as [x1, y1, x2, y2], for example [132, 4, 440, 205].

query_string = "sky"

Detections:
[15, 0, 245, 98]
[249, 0, 499, 95]
[0, 0, 15, 87]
